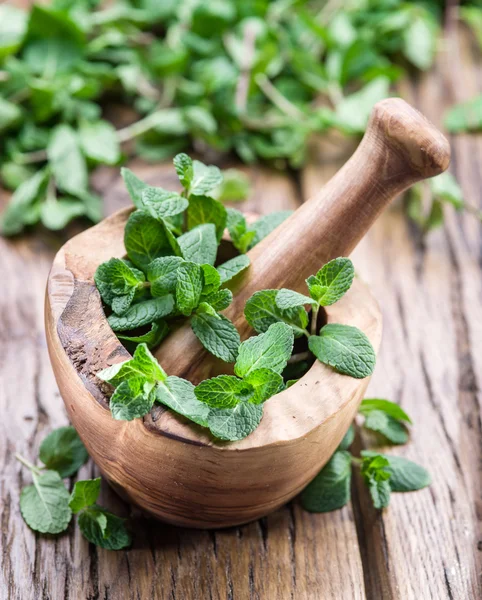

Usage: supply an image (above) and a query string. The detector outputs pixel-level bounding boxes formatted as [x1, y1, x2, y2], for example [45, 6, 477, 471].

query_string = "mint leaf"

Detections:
[276, 288, 315, 310]
[196, 302, 219, 317]
[78, 506, 131, 550]
[430, 171, 464, 210]
[361, 454, 392, 509]
[107, 296, 174, 331]
[39, 426, 88, 478]
[110, 377, 156, 421]
[121, 167, 148, 208]
[363, 411, 409, 444]
[309, 324, 376, 379]
[207, 402, 263, 441]
[69, 478, 101, 514]
[300, 450, 352, 513]
[47, 124, 87, 195]
[359, 399, 412, 423]
[210, 168, 250, 202]
[98, 343, 166, 386]
[173, 153, 193, 189]
[249, 211, 293, 247]
[124, 210, 180, 270]
[95, 258, 145, 306]
[235, 322, 294, 378]
[187, 195, 227, 242]
[361, 451, 431, 492]
[307, 258, 354, 306]
[226, 208, 255, 254]
[217, 255, 250, 284]
[176, 261, 203, 316]
[201, 264, 221, 296]
[244, 368, 284, 404]
[189, 160, 222, 195]
[203, 289, 233, 311]
[111, 291, 136, 316]
[338, 424, 355, 451]
[79, 120, 120, 166]
[20, 470, 72, 534]
[191, 313, 240, 363]
[244, 289, 308, 337]
[178, 223, 218, 266]
[1, 169, 49, 235]
[195, 375, 253, 408]
[141, 187, 189, 220]
[147, 256, 184, 297]
[117, 321, 169, 349]
[156, 376, 210, 426]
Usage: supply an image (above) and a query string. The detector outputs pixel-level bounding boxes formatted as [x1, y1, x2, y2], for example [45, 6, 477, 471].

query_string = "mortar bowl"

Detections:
[45, 207, 382, 528]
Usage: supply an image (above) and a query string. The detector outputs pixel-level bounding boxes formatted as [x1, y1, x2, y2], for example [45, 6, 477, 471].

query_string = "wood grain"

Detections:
[1, 22, 481, 600]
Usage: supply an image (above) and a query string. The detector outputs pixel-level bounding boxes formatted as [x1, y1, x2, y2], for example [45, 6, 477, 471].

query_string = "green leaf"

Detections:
[363, 410, 409, 444]
[0, 97, 22, 133]
[429, 172, 464, 210]
[444, 94, 482, 134]
[117, 321, 169, 349]
[249, 211, 293, 247]
[124, 211, 180, 270]
[95, 258, 145, 306]
[334, 77, 390, 133]
[191, 313, 240, 362]
[121, 168, 148, 208]
[244, 289, 308, 337]
[361, 454, 392, 509]
[176, 261, 203, 316]
[359, 399, 412, 423]
[217, 255, 250, 284]
[300, 450, 352, 513]
[156, 376, 210, 426]
[107, 296, 174, 332]
[69, 478, 101, 514]
[39, 426, 89, 478]
[235, 322, 294, 378]
[178, 223, 218, 266]
[148, 256, 184, 297]
[173, 153, 193, 189]
[361, 451, 431, 492]
[226, 208, 255, 253]
[141, 187, 189, 220]
[403, 12, 437, 71]
[210, 169, 250, 203]
[276, 289, 315, 310]
[0, 6, 27, 59]
[200, 264, 221, 296]
[338, 424, 355, 451]
[78, 506, 131, 550]
[40, 198, 86, 231]
[308, 258, 355, 306]
[1, 169, 49, 236]
[47, 124, 88, 195]
[243, 368, 284, 404]
[187, 194, 227, 242]
[202, 289, 232, 311]
[195, 375, 253, 408]
[207, 402, 263, 441]
[189, 160, 223, 195]
[309, 324, 376, 379]
[110, 377, 156, 421]
[97, 343, 166, 386]
[79, 120, 121, 165]
[20, 470, 72, 534]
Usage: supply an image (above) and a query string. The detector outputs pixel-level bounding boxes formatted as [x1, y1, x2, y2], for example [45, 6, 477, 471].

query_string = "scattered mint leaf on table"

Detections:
[178, 223, 218, 266]
[78, 506, 131, 550]
[361, 454, 392, 509]
[308, 324, 376, 378]
[235, 322, 294, 378]
[39, 426, 88, 478]
[69, 478, 101, 514]
[244, 290, 308, 338]
[191, 312, 240, 363]
[217, 255, 250, 284]
[20, 469, 72, 534]
[361, 451, 431, 492]
[359, 399, 412, 423]
[107, 296, 174, 331]
[363, 411, 408, 444]
[301, 450, 352, 513]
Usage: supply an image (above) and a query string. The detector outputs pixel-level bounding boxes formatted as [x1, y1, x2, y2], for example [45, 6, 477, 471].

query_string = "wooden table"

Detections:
[1, 26, 481, 600]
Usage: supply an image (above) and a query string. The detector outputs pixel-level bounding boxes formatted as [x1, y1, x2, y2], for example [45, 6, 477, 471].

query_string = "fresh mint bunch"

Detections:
[301, 400, 430, 513]
[16, 427, 130, 548]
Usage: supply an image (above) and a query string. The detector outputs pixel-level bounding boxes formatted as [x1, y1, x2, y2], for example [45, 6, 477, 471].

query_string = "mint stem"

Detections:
[310, 305, 319, 336]
[351, 456, 362, 467]
[15, 453, 42, 475]
[116, 110, 169, 143]
[287, 350, 311, 364]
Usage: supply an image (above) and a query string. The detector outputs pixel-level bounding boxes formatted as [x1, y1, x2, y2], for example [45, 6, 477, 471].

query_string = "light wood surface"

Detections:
[1, 22, 481, 600]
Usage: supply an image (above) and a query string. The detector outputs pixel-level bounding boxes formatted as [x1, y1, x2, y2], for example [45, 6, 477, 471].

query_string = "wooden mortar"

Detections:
[45, 99, 449, 528]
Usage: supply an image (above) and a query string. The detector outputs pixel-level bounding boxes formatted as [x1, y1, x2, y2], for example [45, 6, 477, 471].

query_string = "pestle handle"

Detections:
[155, 98, 450, 382]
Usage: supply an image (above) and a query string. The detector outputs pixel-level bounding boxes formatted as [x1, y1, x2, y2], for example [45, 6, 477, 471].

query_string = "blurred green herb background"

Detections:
[0, 0, 481, 235]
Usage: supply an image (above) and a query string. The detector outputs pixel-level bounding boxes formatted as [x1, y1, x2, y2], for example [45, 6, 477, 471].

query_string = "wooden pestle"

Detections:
[155, 98, 450, 382]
